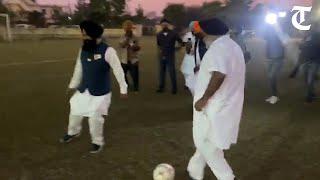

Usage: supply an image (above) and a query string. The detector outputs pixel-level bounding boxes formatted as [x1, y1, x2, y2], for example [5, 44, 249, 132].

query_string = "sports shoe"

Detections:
[59, 134, 80, 143]
[90, 144, 104, 154]
[265, 96, 279, 104]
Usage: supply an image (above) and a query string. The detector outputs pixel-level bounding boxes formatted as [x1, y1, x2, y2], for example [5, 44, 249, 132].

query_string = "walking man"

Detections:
[187, 18, 245, 180]
[156, 18, 183, 94]
[60, 20, 128, 153]
[263, 24, 285, 104]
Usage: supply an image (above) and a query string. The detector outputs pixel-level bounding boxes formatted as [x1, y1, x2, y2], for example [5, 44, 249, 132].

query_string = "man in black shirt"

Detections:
[301, 24, 320, 103]
[156, 19, 183, 94]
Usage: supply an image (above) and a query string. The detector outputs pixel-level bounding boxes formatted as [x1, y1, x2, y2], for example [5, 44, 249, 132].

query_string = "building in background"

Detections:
[3, 0, 69, 24]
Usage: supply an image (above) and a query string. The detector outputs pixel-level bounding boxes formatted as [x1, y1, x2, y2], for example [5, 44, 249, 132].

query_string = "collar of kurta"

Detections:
[207, 35, 230, 48]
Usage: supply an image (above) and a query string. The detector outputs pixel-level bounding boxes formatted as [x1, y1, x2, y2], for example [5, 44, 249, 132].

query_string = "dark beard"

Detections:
[82, 39, 97, 53]
[163, 27, 170, 32]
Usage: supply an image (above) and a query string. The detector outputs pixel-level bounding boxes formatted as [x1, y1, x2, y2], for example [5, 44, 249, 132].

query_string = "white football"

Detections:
[153, 163, 175, 180]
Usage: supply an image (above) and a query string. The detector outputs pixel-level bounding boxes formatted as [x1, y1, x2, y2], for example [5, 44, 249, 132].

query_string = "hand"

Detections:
[194, 66, 200, 73]
[120, 93, 128, 99]
[194, 97, 209, 112]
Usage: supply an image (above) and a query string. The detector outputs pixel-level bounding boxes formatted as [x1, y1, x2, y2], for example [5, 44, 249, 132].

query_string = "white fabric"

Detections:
[194, 35, 245, 150]
[70, 90, 111, 117]
[68, 47, 127, 117]
[67, 114, 105, 146]
[181, 32, 197, 92]
[187, 128, 235, 180]
[182, 31, 195, 43]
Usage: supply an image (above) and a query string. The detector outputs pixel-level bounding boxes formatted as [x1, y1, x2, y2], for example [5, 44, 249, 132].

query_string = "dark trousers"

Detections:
[158, 55, 177, 92]
[122, 62, 139, 91]
[267, 59, 283, 96]
[304, 61, 319, 102]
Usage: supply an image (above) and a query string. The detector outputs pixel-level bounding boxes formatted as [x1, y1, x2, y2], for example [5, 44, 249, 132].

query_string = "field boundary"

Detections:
[0, 58, 74, 67]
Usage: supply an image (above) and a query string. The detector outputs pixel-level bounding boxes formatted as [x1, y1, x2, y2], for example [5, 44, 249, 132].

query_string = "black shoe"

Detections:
[172, 90, 177, 95]
[59, 134, 80, 143]
[156, 89, 164, 93]
[90, 144, 104, 154]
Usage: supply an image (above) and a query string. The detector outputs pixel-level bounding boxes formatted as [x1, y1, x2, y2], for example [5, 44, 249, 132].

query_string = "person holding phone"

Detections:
[119, 20, 141, 93]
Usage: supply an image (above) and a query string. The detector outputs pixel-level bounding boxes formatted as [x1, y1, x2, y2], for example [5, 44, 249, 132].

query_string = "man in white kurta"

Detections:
[187, 19, 245, 180]
[60, 20, 127, 154]
[180, 31, 196, 92]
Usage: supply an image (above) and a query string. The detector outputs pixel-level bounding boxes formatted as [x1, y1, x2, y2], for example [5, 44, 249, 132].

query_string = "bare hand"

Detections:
[194, 97, 208, 112]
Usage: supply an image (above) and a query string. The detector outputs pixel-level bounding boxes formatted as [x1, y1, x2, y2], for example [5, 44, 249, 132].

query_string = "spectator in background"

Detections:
[180, 21, 196, 94]
[301, 23, 320, 103]
[231, 24, 251, 64]
[156, 18, 183, 94]
[119, 20, 141, 93]
[263, 24, 285, 104]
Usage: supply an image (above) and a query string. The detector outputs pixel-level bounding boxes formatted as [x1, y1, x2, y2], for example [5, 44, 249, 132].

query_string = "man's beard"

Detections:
[82, 39, 97, 53]
[163, 27, 170, 32]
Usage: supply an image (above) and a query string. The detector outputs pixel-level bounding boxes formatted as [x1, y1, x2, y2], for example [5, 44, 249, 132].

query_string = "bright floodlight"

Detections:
[278, 12, 287, 18]
[265, 13, 278, 25]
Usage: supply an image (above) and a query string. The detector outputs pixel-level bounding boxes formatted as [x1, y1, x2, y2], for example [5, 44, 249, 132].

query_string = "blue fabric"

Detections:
[194, 38, 208, 65]
[78, 43, 111, 96]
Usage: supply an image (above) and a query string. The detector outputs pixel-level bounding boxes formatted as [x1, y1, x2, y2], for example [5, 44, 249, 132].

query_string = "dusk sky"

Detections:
[37, 0, 313, 15]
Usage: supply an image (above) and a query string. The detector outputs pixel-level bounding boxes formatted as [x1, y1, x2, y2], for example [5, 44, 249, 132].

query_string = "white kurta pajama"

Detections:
[67, 47, 127, 146]
[180, 32, 196, 92]
[187, 35, 245, 180]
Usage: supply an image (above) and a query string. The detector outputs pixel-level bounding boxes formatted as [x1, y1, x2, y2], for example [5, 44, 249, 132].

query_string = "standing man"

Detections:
[156, 18, 183, 94]
[180, 22, 196, 93]
[301, 23, 320, 103]
[187, 18, 245, 180]
[119, 20, 141, 93]
[263, 24, 285, 104]
[60, 20, 128, 153]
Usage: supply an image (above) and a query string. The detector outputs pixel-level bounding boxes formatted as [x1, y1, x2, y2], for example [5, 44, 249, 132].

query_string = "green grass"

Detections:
[0, 37, 319, 180]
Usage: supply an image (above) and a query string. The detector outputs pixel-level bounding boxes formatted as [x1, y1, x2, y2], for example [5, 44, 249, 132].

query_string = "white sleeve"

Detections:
[105, 47, 128, 94]
[207, 49, 228, 74]
[68, 50, 82, 89]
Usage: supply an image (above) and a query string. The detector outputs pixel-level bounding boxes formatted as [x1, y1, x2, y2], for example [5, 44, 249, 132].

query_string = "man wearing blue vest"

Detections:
[60, 20, 128, 153]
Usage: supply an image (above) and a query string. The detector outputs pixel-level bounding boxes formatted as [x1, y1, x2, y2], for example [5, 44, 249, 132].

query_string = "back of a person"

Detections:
[265, 27, 285, 60]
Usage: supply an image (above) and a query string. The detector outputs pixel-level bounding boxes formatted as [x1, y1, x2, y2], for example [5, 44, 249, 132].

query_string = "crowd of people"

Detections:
[57, 16, 319, 180]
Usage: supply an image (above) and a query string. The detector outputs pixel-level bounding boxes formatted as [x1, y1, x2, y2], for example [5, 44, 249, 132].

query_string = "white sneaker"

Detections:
[266, 96, 279, 104]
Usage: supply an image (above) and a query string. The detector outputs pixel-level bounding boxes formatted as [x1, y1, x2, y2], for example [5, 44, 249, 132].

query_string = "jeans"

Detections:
[304, 61, 319, 102]
[158, 55, 177, 92]
[121, 62, 139, 91]
[267, 59, 283, 96]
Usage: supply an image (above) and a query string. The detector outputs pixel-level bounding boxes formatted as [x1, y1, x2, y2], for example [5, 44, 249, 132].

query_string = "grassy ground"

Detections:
[0, 37, 319, 180]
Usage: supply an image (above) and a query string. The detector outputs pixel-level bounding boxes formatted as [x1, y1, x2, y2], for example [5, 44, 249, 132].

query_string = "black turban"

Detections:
[160, 18, 171, 24]
[80, 20, 104, 39]
[199, 18, 229, 36]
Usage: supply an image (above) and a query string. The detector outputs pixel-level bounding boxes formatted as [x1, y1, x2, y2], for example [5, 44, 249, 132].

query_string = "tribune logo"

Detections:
[291, 6, 312, 31]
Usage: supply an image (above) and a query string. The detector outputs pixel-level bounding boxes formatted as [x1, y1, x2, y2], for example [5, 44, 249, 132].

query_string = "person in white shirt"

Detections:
[187, 18, 245, 180]
[180, 24, 196, 93]
[60, 20, 128, 154]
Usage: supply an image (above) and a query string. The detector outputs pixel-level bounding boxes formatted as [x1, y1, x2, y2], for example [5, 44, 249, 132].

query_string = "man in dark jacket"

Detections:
[264, 25, 285, 104]
[156, 18, 183, 94]
[301, 25, 320, 103]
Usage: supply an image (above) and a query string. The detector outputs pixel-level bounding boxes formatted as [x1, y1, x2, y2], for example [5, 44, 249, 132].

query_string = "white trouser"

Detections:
[187, 142, 234, 180]
[67, 114, 105, 146]
[188, 111, 234, 180]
